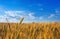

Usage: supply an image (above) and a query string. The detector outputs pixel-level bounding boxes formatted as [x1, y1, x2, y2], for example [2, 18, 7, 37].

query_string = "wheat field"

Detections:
[0, 22, 60, 39]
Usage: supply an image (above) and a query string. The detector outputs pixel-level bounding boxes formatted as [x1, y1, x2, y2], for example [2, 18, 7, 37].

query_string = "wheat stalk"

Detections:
[6, 18, 12, 39]
[19, 17, 24, 24]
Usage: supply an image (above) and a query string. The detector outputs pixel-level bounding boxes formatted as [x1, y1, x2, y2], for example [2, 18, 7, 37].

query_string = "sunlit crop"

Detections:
[0, 18, 60, 39]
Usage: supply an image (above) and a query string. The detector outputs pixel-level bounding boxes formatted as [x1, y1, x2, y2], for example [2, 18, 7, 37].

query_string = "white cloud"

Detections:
[0, 10, 37, 23]
[39, 16, 43, 20]
[0, 6, 44, 23]
[5, 11, 18, 17]
[55, 9, 60, 16]
[0, 10, 24, 22]
[28, 13, 35, 20]
[48, 14, 55, 18]
[0, 6, 37, 23]
[0, 15, 9, 22]
[0, 15, 21, 23]
[9, 18, 19, 23]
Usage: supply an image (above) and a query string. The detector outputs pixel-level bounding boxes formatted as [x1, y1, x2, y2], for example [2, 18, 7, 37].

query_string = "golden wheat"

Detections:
[0, 22, 60, 39]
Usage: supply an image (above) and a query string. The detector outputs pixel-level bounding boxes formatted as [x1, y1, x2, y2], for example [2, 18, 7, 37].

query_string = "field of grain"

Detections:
[0, 22, 60, 39]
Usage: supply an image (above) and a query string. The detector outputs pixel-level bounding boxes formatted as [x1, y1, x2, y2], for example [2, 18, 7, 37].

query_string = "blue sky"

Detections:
[0, 0, 60, 22]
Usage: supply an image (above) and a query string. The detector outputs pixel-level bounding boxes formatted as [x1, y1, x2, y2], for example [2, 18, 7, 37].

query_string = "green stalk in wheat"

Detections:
[19, 17, 24, 24]
[16, 17, 24, 28]
[15, 17, 24, 39]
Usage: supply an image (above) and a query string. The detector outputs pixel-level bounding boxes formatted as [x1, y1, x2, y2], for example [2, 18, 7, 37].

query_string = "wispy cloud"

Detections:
[0, 9, 37, 22]
[39, 16, 43, 20]
[5, 11, 17, 17]
[0, 5, 59, 22]
[0, 15, 9, 22]
[28, 13, 35, 20]
[55, 9, 60, 16]
[48, 14, 55, 18]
